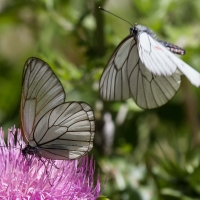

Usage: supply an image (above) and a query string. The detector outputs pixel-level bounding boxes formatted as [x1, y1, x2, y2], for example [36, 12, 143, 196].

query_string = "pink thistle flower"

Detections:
[0, 127, 101, 200]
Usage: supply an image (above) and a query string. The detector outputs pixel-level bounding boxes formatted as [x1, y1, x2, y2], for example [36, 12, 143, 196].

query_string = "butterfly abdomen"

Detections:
[160, 41, 186, 55]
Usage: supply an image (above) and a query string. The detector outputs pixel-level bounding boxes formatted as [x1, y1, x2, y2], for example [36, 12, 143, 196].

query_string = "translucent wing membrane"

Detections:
[138, 32, 200, 87]
[21, 58, 65, 141]
[100, 37, 181, 108]
[100, 27, 200, 109]
[100, 37, 134, 101]
[31, 102, 95, 159]
[129, 59, 181, 109]
[21, 58, 95, 159]
[128, 38, 181, 108]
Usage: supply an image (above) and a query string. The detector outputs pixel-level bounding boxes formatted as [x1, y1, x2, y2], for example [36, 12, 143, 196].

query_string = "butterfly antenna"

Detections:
[99, 7, 133, 26]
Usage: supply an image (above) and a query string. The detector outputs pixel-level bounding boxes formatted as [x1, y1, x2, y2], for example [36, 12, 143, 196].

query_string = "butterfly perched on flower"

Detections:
[99, 10, 200, 109]
[20, 57, 95, 160]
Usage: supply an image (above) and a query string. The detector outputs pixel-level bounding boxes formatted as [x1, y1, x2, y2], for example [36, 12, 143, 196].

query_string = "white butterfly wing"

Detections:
[138, 32, 200, 87]
[100, 37, 134, 100]
[21, 58, 95, 159]
[127, 37, 181, 109]
[20, 58, 65, 142]
[128, 55, 181, 108]
[29, 102, 95, 159]
[100, 36, 181, 108]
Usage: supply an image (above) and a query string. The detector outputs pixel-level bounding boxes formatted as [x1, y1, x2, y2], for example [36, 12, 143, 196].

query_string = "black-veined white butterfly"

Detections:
[99, 9, 200, 109]
[20, 57, 95, 160]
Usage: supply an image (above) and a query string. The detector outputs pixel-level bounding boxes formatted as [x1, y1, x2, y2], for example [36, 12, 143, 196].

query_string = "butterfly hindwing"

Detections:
[129, 59, 181, 109]
[29, 102, 95, 160]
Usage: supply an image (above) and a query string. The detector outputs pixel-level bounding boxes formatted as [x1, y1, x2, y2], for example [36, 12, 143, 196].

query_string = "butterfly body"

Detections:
[130, 25, 185, 55]
[159, 41, 186, 55]
[21, 58, 95, 160]
[100, 24, 200, 109]
[130, 25, 156, 38]
[22, 145, 39, 157]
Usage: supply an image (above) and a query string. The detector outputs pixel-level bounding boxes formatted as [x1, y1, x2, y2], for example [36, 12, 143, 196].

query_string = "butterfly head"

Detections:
[130, 24, 156, 39]
[130, 24, 147, 36]
[22, 145, 40, 158]
[130, 26, 138, 36]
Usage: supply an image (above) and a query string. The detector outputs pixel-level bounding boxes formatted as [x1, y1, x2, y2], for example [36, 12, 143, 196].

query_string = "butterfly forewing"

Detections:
[100, 36, 136, 101]
[21, 58, 65, 141]
[138, 32, 178, 76]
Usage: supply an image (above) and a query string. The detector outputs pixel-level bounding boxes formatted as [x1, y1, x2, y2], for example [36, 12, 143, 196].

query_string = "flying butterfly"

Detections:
[20, 57, 95, 160]
[99, 7, 200, 109]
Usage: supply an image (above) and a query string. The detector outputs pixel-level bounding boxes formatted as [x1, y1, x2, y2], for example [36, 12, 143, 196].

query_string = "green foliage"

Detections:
[97, 196, 110, 200]
[1, 0, 200, 199]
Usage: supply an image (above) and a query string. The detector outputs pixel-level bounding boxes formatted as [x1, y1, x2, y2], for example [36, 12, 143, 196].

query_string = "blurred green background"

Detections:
[1, 0, 200, 199]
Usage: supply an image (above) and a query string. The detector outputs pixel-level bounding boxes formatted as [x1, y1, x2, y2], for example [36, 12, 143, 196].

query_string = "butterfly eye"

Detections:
[130, 26, 138, 36]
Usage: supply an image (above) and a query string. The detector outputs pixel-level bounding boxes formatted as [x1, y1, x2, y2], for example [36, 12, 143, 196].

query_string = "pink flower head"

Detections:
[0, 127, 101, 199]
